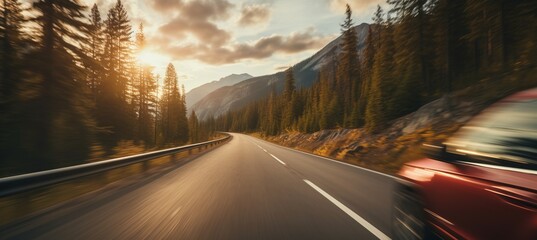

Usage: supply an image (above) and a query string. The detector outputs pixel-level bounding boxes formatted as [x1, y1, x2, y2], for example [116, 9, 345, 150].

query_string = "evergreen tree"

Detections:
[134, 23, 157, 145]
[366, 6, 396, 132]
[189, 110, 199, 143]
[282, 67, 298, 129]
[338, 4, 361, 128]
[98, 0, 134, 145]
[160, 63, 178, 143]
[0, 0, 23, 100]
[22, 0, 95, 170]
[464, 0, 505, 70]
[176, 83, 189, 143]
[357, 24, 376, 127]
[0, 0, 25, 174]
[318, 66, 336, 129]
[159, 63, 189, 144]
[86, 3, 104, 102]
[283, 67, 296, 100]
[388, 0, 432, 92]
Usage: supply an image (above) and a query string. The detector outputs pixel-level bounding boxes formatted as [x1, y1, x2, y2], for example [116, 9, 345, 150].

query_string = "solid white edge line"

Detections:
[269, 153, 286, 166]
[249, 136, 396, 179]
[303, 179, 391, 240]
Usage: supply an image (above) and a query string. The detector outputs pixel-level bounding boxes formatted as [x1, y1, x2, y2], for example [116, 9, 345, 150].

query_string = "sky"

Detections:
[86, 0, 385, 91]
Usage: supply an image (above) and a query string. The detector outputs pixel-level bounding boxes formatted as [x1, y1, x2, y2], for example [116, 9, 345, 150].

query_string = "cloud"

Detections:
[181, 0, 234, 21]
[329, 0, 383, 13]
[238, 4, 271, 27]
[156, 0, 234, 46]
[149, 0, 233, 20]
[151, 0, 332, 65]
[148, 0, 183, 13]
[159, 17, 232, 46]
[160, 29, 333, 65]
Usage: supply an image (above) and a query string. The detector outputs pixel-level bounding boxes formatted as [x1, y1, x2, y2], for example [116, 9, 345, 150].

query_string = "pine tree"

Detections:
[318, 66, 336, 129]
[86, 3, 104, 102]
[387, 0, 427, 117]
[365, 6, 396, 132]
[265, 86, 281, 135]
[98, 0, 134, 144]
[160, 63, 177, 143]
[22, 0, 95, 170]
[388, 0, 432, 92]
[464, 0, 506, 71]
[283, 67, 296, 100]
[159, 63, 189, 144]
[282, 67, 298, 129]
[133, 24, 157, 145]
[176, 83, 189, 144]
[0, 0, 25, 174]
[189, 110, 199, 143]
[357, 24, 376, 127]
[0, 0, 23, 100]
[338, 4, 361, 128]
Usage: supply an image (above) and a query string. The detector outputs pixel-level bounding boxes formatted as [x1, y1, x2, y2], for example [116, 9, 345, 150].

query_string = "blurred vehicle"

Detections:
[393, 88, 537, 240]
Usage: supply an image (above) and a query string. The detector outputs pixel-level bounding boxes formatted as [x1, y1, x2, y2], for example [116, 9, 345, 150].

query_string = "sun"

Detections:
[136, 49, 170, 67]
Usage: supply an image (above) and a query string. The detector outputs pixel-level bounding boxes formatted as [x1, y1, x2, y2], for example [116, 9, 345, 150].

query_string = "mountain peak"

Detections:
[190, 23, 371, 120]
[186, 73, 253, 109]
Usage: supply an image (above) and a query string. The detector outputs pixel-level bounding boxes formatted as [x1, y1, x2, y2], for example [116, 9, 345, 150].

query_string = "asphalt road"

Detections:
[1, 133, 396, 240]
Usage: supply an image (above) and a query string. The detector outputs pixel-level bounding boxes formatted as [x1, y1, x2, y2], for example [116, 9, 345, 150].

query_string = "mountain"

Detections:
[185, 73, 253, 109]
[191, 23, 370, 120]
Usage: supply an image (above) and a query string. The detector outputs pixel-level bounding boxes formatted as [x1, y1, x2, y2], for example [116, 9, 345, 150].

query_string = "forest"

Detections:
[2, 0, 537, 176]
[209, 0, 537, 136]
[0, 0, 205, 175]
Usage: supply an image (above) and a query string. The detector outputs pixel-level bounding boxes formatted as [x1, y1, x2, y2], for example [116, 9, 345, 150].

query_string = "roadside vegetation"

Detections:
[206, 1, 537, 171]
[0, 0, 208, 176]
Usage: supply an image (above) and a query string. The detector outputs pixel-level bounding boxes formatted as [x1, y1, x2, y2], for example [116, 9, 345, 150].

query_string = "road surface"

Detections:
[1, 133, 396, 240]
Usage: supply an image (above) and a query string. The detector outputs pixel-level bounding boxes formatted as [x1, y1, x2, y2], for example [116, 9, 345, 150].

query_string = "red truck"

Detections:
[394, 88, 537, 239]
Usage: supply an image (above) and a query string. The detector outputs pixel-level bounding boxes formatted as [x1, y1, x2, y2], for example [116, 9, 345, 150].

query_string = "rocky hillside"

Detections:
[259, 80, 533, 174]
[185, 73, 252, 110]
[191, 23, 370, 120]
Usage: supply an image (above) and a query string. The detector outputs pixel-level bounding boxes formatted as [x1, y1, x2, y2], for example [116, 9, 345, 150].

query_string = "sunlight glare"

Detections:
[136, 49, 169, 67]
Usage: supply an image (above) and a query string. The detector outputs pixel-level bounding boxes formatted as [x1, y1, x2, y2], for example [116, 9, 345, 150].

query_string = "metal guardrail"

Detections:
[0, 134, 231, 197]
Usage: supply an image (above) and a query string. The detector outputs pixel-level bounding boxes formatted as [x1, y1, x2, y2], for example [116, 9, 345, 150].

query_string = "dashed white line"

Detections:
[269, 154, 286, 166]
[249, 136, 395, 179]
[252, 142, 267, 152]
[303, 179, 391, 240]
[252, 140, 286, 166]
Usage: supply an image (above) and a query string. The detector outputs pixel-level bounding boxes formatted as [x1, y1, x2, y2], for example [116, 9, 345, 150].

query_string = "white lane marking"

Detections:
[248, 136, 395, 179]
[303, 179, 391, 240]
[172, 207, 182, 217]
[252, 142, 267, 152]
[253, 140, 286, 165]
[269, 153, 286, 166]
